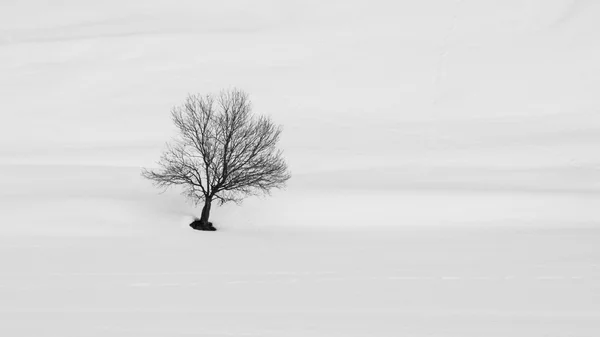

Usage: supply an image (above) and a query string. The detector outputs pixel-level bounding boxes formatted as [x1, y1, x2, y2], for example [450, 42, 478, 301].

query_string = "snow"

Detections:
[1, 0, 600, 335]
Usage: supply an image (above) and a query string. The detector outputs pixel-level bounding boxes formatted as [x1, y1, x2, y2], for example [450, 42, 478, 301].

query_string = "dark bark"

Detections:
[200, 197, 212, 226]
[190, 197, 215, 231]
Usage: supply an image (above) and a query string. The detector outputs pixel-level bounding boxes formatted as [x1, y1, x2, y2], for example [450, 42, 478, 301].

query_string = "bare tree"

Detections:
[142, 89, 291, 230]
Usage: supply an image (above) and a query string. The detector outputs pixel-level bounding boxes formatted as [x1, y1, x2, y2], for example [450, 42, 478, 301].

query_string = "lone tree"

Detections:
[142, 89, 291, 231]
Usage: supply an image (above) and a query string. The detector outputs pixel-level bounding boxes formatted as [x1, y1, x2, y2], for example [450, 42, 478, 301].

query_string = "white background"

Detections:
[0, 0, 599, 335]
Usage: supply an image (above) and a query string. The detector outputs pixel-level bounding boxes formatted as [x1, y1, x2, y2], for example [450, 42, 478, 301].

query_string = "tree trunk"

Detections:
[199, 197, 213, 230]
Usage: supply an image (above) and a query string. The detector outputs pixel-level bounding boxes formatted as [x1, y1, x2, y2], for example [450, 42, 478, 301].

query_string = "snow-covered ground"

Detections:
[1, 0, 599, 336]
[2, 225, 600, 336]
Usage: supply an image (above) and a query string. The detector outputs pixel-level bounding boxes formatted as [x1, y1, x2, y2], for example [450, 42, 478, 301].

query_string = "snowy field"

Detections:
[1, 225, 600, 336]
[1, 0, 600, 336]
